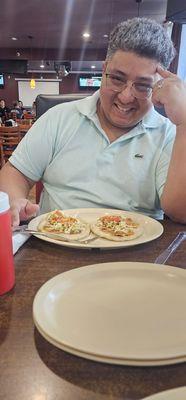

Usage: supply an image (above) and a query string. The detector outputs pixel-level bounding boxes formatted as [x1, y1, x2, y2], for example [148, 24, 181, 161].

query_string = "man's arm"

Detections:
[0, 162, 39, 226]
[152, 66, 186, 223]
[160, 124, 186, 222]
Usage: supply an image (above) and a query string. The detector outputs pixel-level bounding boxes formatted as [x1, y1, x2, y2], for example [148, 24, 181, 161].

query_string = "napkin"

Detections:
[12, 232, 30, 255]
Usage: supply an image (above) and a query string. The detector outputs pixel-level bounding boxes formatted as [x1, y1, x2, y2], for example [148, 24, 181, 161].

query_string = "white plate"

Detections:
[33, 262, 186, 365]
[28, 208, 163, 249]
[143, 386, 186, 400]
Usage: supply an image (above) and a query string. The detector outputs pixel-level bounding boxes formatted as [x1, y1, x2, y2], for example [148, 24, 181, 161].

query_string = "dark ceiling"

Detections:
[1, 0, 168, 50]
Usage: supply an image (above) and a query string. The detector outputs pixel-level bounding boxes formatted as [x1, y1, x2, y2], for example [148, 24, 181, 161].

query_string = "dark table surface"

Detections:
[0, 218, 186, 400]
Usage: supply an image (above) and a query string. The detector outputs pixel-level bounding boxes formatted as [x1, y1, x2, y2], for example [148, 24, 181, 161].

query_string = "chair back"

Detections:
[0, 126, 21, 163]
[0, 126, 20, 133]
[0, 139, 4, 168]
[36, 93, 88, 119]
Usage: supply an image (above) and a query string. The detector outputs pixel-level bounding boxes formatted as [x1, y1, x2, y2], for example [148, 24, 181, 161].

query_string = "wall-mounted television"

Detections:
[0, 60, 27, 74]
[78, 75, 102, 89]
[0, 74, 4, 88]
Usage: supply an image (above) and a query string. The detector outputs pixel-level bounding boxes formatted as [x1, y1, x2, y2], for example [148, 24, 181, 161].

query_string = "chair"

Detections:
[0, 126, 21, 163]
[0, 139, 4, 168]
[18, 122, 32, 136]
[36, 93, 88, 119]
[35, 94, 88, 202]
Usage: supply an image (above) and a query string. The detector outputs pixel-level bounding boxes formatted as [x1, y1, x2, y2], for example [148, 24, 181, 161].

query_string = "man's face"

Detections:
[99, 50, 159, 134]
[0, 100, 5, 108]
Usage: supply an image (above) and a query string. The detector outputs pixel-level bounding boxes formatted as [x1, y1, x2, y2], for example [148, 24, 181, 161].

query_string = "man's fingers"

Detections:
[11, 208, 20, 227]
[19, 201, 39, 220]
[24, 202, 39, 218]
[157, 65, 176, 79]
[10, 199, 40, 226]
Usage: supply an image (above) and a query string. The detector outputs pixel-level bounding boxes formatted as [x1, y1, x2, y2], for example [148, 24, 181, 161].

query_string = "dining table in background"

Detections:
[0, 217, 186, 400]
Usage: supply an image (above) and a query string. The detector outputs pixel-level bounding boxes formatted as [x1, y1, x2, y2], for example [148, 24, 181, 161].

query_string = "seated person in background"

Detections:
[4, 111, 18, 127]
[0, 99, 10, 122]
[18, 100, 26, 116]
[31, 101, 36, 118]
[1, 17, 186, 226]
[10, 101, 23, 119]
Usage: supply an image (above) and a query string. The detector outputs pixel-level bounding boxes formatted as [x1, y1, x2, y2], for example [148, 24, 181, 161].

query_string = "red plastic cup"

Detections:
[0, 192, 15, 295]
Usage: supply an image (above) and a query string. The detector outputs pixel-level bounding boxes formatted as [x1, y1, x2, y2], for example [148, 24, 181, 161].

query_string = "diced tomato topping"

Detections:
[101, 215, 121, 223]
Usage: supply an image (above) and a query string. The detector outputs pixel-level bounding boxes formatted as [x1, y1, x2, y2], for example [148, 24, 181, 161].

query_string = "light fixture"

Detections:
[135, 0, 143, 17]
[91, 65, 96, 69]
[28, 35, 36, 89]
[30, 78, 36, 89]
[11, 37, 18, 41]
[82, 32, 90, 38]
[54, 62, 71, 77]
[103, 34, 108, 38]
[40, 61, 45, 68]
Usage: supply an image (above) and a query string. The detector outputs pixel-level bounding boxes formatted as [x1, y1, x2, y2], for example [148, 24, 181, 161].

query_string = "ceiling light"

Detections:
[40, 61, 45, 68]
[83, 32, 90, 38]
[103, 34, 108, 38]
[11, 37, 18, 41]
[91, 65, 96, 69]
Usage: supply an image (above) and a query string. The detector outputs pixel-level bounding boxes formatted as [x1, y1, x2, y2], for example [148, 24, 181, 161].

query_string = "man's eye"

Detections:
[110, 76, 124, 84]
[134, 83, 152, 92]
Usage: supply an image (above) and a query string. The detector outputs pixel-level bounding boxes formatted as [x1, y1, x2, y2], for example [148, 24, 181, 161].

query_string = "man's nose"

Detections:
[117, 82, 135, 100]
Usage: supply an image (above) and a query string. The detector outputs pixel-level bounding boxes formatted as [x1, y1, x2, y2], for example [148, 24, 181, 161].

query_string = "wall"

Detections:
[0, 73, 95, 107]
[0, 47, 105, 106]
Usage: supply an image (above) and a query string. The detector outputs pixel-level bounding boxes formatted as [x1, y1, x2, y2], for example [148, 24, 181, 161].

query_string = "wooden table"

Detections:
[0, 218, 186, 400]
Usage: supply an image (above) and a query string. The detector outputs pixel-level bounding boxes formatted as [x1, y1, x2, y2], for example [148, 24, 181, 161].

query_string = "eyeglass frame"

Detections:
[104, 72, 154, 99]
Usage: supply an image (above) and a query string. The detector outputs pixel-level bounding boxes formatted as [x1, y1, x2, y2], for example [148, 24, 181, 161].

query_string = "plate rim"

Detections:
[142, 386, 186, 400]
[33, 261, 186, 364]
[28, 208, 164, 249]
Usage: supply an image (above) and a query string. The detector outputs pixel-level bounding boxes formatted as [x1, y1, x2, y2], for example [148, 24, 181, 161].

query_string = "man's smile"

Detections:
[114, 102, 137, 115]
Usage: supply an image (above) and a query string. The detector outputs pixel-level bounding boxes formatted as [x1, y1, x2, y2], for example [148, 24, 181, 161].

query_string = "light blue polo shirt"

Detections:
[10, 90, 176, 219]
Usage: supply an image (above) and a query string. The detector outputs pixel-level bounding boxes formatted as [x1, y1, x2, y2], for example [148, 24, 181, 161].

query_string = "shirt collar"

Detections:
[75, 90, 100, 117]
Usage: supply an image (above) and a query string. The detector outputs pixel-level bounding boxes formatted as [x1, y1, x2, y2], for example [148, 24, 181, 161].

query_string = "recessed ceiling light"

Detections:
[83, 32, 90, 38]
[103, 34, 108, 38]
[91, 65, 96, 69]
[11, 37, 18, 41]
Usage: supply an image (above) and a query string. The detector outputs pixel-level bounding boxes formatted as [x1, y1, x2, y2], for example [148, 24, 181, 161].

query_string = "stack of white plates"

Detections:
[33, 262, 186, 366]
[143, 386, 186, 399]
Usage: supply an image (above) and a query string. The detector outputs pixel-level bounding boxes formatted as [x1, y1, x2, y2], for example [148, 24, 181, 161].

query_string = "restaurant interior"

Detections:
[0, 1, 186, 400]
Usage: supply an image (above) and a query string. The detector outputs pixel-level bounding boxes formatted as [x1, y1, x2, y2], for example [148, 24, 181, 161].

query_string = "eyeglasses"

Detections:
[105, 73, 153, 99]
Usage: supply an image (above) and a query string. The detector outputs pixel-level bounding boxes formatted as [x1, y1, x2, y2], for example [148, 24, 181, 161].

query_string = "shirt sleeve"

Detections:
[156, 122, 176, 198]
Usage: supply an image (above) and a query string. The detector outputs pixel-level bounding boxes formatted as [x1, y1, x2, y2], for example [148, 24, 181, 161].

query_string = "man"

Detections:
[1, 17, 186, 226]
[10, 101, 23, 119]
[0, 99, 10, 122]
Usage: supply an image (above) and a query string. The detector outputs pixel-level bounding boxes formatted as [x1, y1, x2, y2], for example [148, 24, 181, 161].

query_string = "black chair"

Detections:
[35, 93, 89, 202]
[36, 93, 89, 119]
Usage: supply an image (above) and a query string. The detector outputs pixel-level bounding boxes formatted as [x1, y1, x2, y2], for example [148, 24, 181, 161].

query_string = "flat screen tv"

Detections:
[0, 74, 4, 88]
[78, 75, 102, 89]
[0, 60, 27, 74]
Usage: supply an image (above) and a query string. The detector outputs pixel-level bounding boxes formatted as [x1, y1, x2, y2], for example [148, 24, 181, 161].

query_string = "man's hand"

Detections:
[11, 198, 40, 227]
[152, 66, 186, 127]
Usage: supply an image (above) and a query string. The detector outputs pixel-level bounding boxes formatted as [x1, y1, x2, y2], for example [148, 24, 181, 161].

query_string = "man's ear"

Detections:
[102, 61, 107, 73]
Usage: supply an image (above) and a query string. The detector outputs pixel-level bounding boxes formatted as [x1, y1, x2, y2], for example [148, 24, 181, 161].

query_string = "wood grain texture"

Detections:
[0, 218, 186, 400]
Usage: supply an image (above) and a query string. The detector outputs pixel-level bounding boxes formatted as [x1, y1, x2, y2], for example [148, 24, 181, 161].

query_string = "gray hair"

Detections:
[106, 18, 176, 68]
